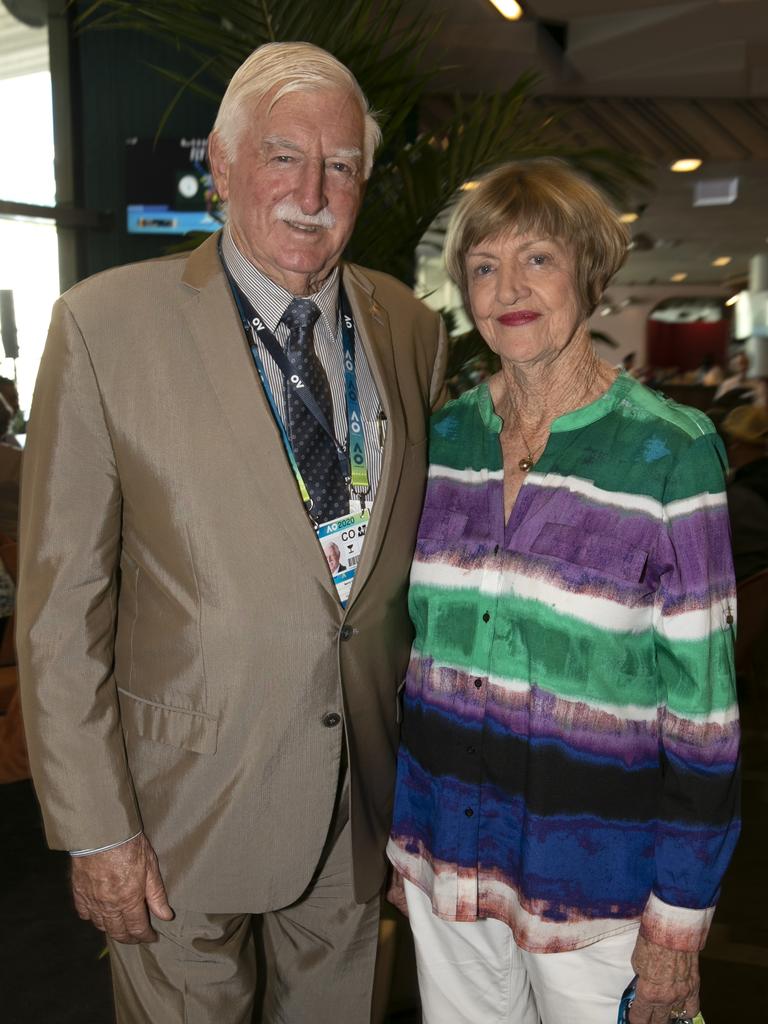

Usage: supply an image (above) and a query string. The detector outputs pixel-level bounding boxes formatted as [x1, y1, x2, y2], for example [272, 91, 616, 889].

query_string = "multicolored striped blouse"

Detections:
[387, 372, 740, 954]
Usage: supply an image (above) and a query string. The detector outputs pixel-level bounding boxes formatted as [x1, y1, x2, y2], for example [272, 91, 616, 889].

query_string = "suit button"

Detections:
[322, 712, 341, 728]
[339, 625, 353, 641]
[464, 807, 474, 818]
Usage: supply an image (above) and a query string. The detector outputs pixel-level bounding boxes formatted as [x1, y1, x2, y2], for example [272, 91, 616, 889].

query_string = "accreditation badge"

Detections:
[317, 507, 370, 607]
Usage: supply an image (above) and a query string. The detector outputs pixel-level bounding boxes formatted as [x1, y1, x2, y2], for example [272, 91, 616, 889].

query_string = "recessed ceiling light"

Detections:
[619, 212, 639, 224]
[670, 272, 688, 282]
[488, 0, 524, 19]
[711, 256, 732, 267]
[670, 158, 702, 173]
[725, 294, 739, 307]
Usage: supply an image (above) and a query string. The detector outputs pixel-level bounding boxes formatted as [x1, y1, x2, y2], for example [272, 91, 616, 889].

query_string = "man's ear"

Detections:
[208, 131, 230, 202]
[353, 177, 367, 218]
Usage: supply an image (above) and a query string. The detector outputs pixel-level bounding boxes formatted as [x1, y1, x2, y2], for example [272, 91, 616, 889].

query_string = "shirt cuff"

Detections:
[70, 831, 143, 857]
[639, 891, 716, 952]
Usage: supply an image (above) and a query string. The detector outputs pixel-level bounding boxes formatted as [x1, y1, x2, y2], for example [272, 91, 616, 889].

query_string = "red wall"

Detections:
[645, 320, 729, 372]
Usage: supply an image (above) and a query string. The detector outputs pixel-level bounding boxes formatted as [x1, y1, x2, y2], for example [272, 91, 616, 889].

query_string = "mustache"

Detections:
[274, 200, 336, 230]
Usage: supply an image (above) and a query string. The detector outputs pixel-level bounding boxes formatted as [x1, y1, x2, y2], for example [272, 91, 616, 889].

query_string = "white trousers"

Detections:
[404, 879, 639, 1024]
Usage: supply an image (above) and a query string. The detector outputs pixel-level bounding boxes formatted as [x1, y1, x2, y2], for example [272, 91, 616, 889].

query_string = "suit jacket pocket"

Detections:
[117, 687, 218, 754]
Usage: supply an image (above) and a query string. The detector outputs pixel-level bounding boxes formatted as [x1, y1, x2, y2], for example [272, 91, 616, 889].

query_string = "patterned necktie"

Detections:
[282, 298, 348, 524]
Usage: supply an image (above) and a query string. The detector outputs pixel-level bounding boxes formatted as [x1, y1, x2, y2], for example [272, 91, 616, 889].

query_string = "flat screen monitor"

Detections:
[125, 137, 223, 235]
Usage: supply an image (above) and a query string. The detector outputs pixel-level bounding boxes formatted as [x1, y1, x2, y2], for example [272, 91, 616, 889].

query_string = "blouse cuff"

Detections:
[639, 892, 715, 952]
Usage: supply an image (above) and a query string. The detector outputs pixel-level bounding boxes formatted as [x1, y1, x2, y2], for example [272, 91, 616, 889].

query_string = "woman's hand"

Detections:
[629, 934, 700, 1023]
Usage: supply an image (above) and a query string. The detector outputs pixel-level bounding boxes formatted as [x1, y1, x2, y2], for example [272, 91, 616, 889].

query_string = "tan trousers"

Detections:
[107, 776, 380, 1023]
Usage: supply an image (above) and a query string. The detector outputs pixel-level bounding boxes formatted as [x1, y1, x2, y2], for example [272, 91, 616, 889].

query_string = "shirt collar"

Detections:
[221, 224, 340, 335]
[475, 371, 630, 436]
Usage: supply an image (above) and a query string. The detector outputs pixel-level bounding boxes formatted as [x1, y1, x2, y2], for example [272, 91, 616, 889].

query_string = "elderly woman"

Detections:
[387, 161, 740, 1024]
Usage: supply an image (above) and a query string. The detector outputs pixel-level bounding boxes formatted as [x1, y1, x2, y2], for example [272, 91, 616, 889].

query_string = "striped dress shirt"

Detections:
[387, 373, 740, 954]
[221, 226, 384, 508]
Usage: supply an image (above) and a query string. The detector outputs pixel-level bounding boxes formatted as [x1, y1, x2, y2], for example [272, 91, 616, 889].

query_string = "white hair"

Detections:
[212, 41, 381, 178]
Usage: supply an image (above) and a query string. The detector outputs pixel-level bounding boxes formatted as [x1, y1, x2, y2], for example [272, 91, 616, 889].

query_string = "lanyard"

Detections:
[338, 293, 369, 494]
[221, 257, 371, 513]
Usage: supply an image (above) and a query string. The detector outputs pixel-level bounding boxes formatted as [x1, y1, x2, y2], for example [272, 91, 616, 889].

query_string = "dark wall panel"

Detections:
[72, 7, 220, 279]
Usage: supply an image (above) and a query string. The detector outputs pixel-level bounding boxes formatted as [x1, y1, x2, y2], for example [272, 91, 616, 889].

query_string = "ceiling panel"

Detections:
[412, 0, 768, 289]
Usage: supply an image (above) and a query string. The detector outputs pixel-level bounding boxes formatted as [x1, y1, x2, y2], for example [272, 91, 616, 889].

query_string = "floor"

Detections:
[2, 688, 766, 1023]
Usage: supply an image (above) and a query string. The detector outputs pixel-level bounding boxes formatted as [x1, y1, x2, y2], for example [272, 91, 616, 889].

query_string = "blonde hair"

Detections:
[445, 160, 630, 317]
[212, 42, 381, 178]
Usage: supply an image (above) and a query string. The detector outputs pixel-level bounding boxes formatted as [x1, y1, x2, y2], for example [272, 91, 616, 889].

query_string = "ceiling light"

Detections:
[712, 256, 732, 267]
[670, 158, 702, 173]
[725, 294, 739, 307]
[488, 1, 524, 20]
[619, 212, 639, 224]
[670, 272, 688, 282]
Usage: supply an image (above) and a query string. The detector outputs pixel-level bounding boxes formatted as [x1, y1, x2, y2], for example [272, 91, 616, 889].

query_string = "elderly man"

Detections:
[18, 42, 446, 1023]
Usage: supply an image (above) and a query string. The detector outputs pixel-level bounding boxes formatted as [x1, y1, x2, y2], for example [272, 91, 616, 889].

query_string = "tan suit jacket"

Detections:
[17, 232, 446, 912]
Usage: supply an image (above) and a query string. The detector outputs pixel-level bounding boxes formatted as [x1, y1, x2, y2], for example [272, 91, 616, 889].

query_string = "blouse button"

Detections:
[482, 612, 490, 623]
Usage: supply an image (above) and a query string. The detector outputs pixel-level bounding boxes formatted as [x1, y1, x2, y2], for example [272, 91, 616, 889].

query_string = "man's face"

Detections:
[210, 87, 366, 295]
[325, 544, 341, 573]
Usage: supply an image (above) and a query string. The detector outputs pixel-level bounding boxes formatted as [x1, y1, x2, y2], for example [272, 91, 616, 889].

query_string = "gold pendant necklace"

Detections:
[517, 422, 547, 472]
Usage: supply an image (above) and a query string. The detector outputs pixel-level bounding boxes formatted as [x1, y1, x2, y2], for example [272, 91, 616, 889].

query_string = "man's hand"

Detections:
[71, 833, 173, 944]
[386, 868, 408, 918]
[629, 933, 700, 1023]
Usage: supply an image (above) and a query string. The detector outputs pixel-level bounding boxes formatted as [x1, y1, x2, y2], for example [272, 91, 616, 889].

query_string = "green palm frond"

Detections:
[590, 330, 619, 349]
[77, 0, 439, 145]
[77, 0, 651, 302]
[349, 76, 562, 276]
[444, 328, 497, 380]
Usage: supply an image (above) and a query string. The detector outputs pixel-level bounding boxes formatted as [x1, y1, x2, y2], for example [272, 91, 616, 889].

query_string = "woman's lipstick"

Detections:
[497, 311, 541, 326]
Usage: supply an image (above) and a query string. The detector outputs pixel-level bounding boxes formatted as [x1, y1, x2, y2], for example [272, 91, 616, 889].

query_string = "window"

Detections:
[0, 8, 59, 417]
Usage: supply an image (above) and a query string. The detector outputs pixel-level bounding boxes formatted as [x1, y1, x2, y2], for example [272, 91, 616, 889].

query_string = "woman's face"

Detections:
[465, 231, 586, 367]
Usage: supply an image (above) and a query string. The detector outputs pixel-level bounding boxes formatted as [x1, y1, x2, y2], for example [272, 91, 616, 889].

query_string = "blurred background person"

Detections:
[715, 351, 751, 401]
[619, 350, 641, 378]
[697, 354, 724, 387]
[0, 395, 22, 540]
[722, 405, 768, 583]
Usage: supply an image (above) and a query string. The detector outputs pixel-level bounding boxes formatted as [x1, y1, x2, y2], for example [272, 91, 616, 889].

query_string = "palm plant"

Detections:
[78, 0, 649, 380]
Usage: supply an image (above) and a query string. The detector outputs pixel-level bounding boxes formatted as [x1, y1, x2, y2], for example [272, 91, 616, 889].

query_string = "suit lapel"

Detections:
[341, 264, 407, 609]
[180, 234, 333, 590]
